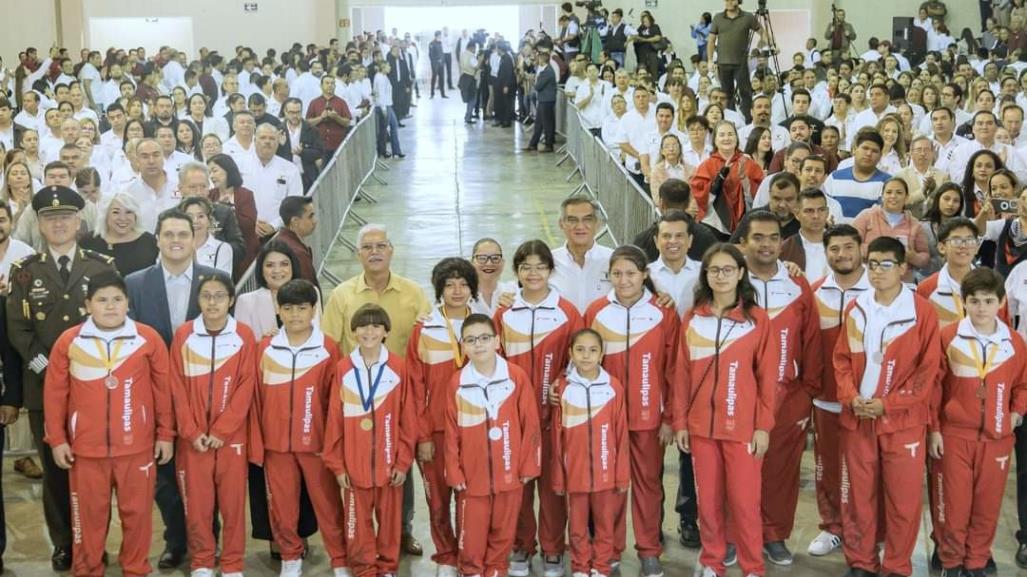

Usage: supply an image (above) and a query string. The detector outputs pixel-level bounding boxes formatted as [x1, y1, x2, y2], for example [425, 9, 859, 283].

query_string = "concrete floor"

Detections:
[3, 95, 1027, 577]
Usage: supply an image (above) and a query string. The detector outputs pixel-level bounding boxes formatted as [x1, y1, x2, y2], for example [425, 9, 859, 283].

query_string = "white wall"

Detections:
[79, 0, 336, 58]
[0, 0, 58, 67]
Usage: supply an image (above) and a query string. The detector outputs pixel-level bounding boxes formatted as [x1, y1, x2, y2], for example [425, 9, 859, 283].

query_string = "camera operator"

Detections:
[555, 3, 581, 60]
[707, 0, 768, 123]
[824, 7, 857, 56]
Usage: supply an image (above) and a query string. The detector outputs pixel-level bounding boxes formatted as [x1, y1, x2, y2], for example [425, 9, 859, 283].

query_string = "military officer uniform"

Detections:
[4, 186, 116, 570]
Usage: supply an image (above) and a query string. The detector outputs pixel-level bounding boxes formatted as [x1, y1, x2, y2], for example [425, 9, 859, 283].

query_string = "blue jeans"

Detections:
[376, 106, 402, 155]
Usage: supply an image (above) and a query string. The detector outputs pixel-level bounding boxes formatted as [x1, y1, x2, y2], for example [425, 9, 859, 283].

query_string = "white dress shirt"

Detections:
[246, 155, 303, 227]
[162, 262, 193, 332]
[195, 234, 233, 276]
[550, 242, 614, 313]
[128, 172, 182, 232]
[648, 257, 701, 316]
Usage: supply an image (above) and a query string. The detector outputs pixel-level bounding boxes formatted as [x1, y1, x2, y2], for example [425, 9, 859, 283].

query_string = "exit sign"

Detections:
[645, 0, 658, 7]
[244, 2, 258, 12]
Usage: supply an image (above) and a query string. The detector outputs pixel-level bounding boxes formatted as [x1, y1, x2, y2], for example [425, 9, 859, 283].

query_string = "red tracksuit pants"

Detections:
[840, 422, 926, 576]
[420, 431, 459, 567]
[928, 455, 945, 546]
[176, 439, 249, 572]
[457, 489, 523, 577]
[761, 386, 812, 542]
[568, 490, 618, 575]
[343, 484, 402, 577]
[612, 429, 664, 559]
[69, 451, 155, 577]
[514, 432, 567, 557]
[813, 407, 843, 536]
[265, 450, 348, 567]
[692, 435, 764, 577]
[939, 434, 1015, 571]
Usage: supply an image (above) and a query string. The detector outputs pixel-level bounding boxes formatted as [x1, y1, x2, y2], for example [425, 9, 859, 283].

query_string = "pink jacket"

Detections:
[851, 206, 930, 274]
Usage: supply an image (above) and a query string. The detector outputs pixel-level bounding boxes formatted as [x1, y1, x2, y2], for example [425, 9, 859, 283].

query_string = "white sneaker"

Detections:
[280, 560, 303, 577]
[437, 565, 460, 577]
[701, 567, 719, 577]
[333, 568, 354, 577]
[222, 573, 244, 577]
[573, 573, 590, 577]
[190, 570, 214, 577]
[543, 555, 565, 577]
[807, 530, 842, 556]
[509, 551, 531, 577]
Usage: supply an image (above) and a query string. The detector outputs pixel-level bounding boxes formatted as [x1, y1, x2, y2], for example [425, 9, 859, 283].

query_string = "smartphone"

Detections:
[992, 198, 1019, 213]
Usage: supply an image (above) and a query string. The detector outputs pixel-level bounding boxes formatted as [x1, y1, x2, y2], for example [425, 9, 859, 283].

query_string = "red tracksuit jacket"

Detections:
[936, 318, 1027, 441]
[917, 265, 1011, 329]
[550, 367, 630, 494]
[444, 357, 542, 496]
[169, 316, 257, 445]
[833, 289, 941, 433]
[673, 303, 777, 442]
[323, 346, 417, 488]
[749, 264, 824, 400]
[44, 317, 174, 457]
[495, 290, 583, 423]
[811, 271, 872, 407]
[584, 289, 679, 431]
[251, 328, 341, 462]
[407, 307, 465, 442]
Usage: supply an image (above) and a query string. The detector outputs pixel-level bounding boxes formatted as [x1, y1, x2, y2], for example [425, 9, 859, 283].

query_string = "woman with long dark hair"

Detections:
[959, 149, 1003, 217]
[673, 242, 775, 577]
[919, 182, 965, 279]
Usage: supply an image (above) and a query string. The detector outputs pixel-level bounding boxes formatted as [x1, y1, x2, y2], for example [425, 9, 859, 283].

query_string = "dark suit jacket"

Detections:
[277, 228, 318, 288]
[210, 186, 260, 276]
[780, 234, 807, 271]
[0, 298, 24, 409]
[387, 53, 411, 85]
[211, 203, 246, 277]
[535, 65, 558, 103]
[125, 262, 218, 346]
[497, 53, 517, 90]
[429, 40, 444, 65]
[281, 120, 326, 190]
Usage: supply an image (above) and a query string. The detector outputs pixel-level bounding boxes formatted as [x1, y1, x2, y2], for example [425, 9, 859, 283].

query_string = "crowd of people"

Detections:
[11, 2, 1027, 577]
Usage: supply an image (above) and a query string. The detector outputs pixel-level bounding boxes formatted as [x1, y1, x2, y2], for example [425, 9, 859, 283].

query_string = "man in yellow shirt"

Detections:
[321, 223, 431, 556]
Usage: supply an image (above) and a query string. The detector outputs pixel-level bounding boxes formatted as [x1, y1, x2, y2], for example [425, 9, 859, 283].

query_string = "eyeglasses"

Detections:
[946, 236, 981, 248]
[706, 265, 738, 278]
[199, 292, 230, 303]
[462, 334, 495, 345]
[517, 264, 550, 274]
[474, 254, 503, 265]
[867, 259, 900, 271]
[359, 242, 391, 253]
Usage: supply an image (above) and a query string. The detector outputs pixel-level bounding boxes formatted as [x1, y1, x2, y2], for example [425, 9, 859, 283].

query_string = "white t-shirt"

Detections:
[800, 233, 828, 282]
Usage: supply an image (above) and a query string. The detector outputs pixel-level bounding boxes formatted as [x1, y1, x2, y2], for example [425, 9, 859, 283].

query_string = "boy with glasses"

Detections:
[834, 236, 941, 577]
[446, 314, 540, 577]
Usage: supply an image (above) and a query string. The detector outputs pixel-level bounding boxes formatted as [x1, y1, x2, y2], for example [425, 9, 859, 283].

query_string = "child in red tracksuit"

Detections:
[931, 268, 1027, 577]
[325, 304, 417, 577]
[673, 243, 776, 577]
[495, 240, 583, 576]
[407, 258, 476, 576]
[170, 273, 257, 577]
[252, 279, 350, 577]
[583, 245, 678, 576]
[551, 328, 629, 577]
[446, 313, 541, 577]
[45, 271, 175, 577]
[834, 237, 941, 577]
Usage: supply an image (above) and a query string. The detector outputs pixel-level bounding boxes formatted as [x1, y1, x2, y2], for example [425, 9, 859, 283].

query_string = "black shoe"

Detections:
[844, 570, 877, 577]
[51, 547, 72, 571]
[157, 548, 185, 569]
[1017, 543, 1027, 569]
[270, 542, 281, 561]
[398, 123, 406, 128]
[396, 153, 406, 159]
[985, 556, 997, 574]
[442, 95, 449, 98]
[465, 118, 475, 124]
[102, 551, 108, 566]
[940, 567, 964, 577]
[932, 549, 943, 571]
[724, 543, 736, 567]
[382, 152, 392, 159]
[678, 521, 700, 549]
[540, 146, 555, 153]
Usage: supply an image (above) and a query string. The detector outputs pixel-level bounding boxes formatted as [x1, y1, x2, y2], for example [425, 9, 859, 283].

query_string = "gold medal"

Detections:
[360, 418, 373, 431]
[104, 374, 119, 389]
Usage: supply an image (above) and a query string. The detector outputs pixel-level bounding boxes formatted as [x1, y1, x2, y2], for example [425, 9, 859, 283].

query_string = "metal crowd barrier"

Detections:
[235, 112, 382, 294]
[555, 96, 659, 246]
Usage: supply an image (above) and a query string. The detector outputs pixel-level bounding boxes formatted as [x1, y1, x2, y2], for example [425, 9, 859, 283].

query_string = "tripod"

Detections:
[747, 3, 786, 120]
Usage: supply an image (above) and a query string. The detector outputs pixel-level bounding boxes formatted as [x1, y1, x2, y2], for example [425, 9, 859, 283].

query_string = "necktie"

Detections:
[58, 255, 70, 286]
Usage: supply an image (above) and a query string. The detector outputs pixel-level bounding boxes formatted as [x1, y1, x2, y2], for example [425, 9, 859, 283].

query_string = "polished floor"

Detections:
[3, 94, 1025, 576]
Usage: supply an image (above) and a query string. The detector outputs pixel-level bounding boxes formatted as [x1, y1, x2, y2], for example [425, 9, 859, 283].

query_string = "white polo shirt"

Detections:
[246, 155, 303, 227]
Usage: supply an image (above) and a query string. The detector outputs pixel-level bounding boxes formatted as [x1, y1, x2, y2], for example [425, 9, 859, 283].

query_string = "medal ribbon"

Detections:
[968, 338, 1000, 382]
[441, 307, 466, 368]
[354, 361, 387, 412]
[92, 337, 126, 380]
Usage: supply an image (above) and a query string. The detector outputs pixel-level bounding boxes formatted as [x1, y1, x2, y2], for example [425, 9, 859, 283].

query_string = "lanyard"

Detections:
[354, 361, 387, 412]
[441, 307, 466, 368]
[92, 337, 127, 377]
[968, 338, 1000, 382]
